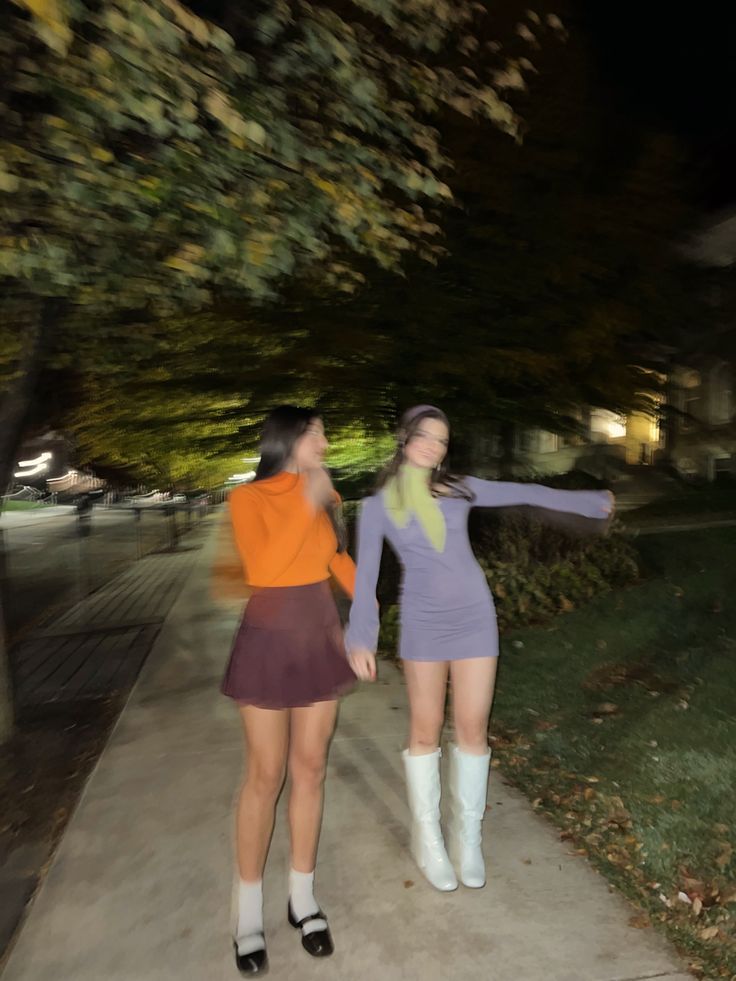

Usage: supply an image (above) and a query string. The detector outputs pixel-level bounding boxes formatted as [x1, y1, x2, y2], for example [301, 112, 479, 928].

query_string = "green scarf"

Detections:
[384, 464, 446, 553]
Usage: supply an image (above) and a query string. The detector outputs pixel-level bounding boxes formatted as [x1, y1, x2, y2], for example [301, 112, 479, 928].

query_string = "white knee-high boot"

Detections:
[449, 745, 491, 888]
[402, 749, 458, 892]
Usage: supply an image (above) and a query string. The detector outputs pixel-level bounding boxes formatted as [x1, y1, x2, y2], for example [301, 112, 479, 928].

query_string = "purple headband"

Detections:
[401, 404, 444, 428]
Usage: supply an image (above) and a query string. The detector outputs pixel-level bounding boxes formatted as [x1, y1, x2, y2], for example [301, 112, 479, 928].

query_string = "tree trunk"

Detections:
[0, 302, 50, 741]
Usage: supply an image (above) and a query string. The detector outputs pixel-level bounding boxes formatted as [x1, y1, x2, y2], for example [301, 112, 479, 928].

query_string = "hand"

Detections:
[348, 648, 377, 682]
[304, 466, 335, 510]
[601, 490, 616, 518]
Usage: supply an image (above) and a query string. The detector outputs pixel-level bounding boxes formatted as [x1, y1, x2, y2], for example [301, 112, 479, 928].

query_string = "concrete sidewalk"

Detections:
[1, 524, 691, 981]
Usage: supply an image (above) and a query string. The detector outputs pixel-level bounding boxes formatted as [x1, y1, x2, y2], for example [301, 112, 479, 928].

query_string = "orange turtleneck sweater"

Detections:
[227, 471, 356, 597]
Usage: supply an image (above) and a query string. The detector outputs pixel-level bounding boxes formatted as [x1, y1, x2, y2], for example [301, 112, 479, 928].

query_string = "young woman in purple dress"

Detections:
[346, 406, 614, 892]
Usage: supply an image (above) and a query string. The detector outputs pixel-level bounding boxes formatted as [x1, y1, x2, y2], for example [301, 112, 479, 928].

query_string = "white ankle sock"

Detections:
[289, 869, 327, 936]
[236, 879, 264, 955]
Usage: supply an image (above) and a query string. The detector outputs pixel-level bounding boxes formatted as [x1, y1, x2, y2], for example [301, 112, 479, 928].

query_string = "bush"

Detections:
[473, 512, 638, 631]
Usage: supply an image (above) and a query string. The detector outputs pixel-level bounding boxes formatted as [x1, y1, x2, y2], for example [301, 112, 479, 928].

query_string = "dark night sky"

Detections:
[579, 3, 736, 209]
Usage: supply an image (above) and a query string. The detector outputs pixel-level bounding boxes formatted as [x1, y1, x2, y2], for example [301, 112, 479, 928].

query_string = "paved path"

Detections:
[11, 545, 200, 708]
[1, 520, 692, 981]
[1, 506, 196, 642]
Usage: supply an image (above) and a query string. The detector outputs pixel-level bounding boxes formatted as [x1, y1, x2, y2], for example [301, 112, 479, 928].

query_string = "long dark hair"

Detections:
[375, 406, 475, 502]
[254, 405, 347, 552]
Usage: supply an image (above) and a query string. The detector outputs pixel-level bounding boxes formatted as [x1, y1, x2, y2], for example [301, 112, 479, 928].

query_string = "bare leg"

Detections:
[236, 705, 290, 881]
[287, 699, 339, 872]
[402, 659, 450, 754]
[449, 656, 498, 753]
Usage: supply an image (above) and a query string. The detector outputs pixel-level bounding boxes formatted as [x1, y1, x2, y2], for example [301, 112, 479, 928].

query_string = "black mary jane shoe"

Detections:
[287, 904, 334, 958]
[233, 937, 268, 976]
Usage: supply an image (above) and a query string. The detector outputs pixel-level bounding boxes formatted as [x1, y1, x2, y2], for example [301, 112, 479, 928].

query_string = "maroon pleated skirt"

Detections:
[221, 580, 356, 709]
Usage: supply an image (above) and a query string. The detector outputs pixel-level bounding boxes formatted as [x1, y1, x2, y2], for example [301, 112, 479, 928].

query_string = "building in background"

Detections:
[502, 210, 736, 482]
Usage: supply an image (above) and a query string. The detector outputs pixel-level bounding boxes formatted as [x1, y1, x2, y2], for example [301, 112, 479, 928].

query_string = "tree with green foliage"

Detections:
[0, 0, 556, 737]
[198, 7, 709, 468]
[58, 4, 713, 491]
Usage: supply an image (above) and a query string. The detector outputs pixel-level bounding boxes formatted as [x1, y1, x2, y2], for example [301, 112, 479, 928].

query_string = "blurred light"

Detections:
[48, 470, 77, 483]
[591, 409, 626, 441]
[18, 451, 52, 467]
[15, 450, 53, 478]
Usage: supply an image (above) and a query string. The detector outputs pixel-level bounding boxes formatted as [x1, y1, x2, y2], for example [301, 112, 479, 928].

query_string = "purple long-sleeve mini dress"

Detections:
[345, 477, 612, 662]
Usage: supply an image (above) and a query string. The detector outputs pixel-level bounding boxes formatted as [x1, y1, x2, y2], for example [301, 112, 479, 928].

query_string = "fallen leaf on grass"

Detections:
[605, 798, 633, 831]
[712, 823, 730, 836]
[699, 925, 719, 941]
[679, 873, 707, 897]
[595, 702, 619, 715]
[715, 843, 733, 870]
[628, 913, 651, 929]
[719, 884, 736, 905]
[679, 868, 723, 915]
[692, 897, 703, 917]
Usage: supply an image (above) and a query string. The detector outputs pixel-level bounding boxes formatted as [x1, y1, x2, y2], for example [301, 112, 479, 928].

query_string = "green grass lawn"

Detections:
[492, 527, 736, 979]
[1, 500, 44, 512]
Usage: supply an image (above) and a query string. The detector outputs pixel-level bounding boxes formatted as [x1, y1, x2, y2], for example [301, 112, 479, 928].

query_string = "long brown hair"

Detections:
[254, 405, 347, 552]
[375, 406, 475, 502]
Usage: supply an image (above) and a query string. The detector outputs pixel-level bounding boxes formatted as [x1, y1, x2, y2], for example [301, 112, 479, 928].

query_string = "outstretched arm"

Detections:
[465, 476, 614, 520]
